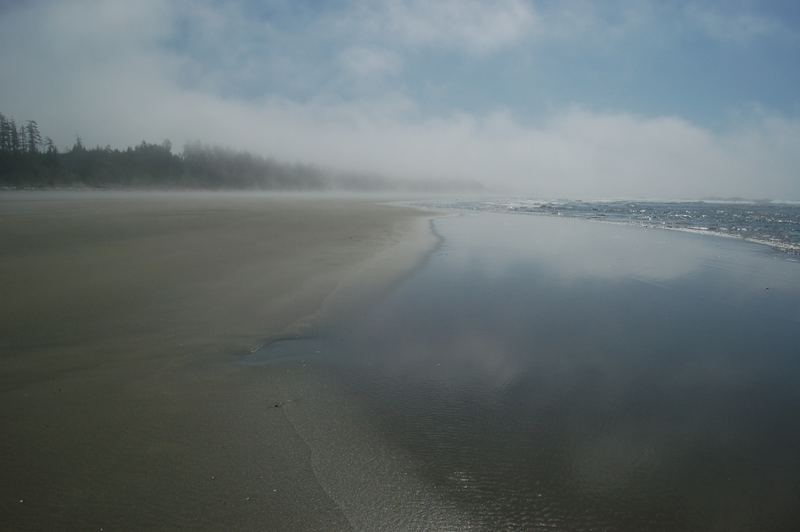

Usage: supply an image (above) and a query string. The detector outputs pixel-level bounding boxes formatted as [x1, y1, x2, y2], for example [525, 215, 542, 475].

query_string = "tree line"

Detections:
[1, 112, 485, 191]
[0, 112, 339, 189]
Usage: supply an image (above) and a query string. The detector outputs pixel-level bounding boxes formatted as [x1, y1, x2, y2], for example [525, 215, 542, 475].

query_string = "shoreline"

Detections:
[407, 199, 800, 256]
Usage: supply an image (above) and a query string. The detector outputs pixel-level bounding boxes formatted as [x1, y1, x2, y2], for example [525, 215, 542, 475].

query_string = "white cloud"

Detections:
[684, 5, 785, 43]
[339, 47, 402, 81]
[351, 0, 537, 54]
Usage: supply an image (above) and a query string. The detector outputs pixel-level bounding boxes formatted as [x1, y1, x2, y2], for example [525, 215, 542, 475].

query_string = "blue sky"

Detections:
[166, 0, 800, 129]
[1, 0, 799, 198]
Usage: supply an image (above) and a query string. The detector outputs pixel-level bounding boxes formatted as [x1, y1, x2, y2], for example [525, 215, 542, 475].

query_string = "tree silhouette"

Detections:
[25, 121, 42, 154]
[0, 113, 11, 152]
[0, 110, 481, 192]
[8, 119, 20, 152]
[17, 125, 27, 153]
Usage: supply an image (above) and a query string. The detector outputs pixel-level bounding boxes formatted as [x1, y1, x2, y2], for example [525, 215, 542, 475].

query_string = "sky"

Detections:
[1, 0, 799, 199]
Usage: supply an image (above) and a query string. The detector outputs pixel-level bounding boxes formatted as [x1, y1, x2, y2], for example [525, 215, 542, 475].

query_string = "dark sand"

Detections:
[0, 191, 436, 531]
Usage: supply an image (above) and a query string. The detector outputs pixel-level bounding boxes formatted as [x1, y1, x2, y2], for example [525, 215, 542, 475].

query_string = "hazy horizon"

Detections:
[2, 1, 799, 199]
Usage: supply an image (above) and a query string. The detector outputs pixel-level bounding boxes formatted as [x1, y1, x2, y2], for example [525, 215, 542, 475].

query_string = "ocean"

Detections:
[252, 211, 800, 530]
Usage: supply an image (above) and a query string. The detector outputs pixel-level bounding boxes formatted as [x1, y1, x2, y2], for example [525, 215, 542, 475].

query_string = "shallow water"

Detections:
[256, 213, 800, 530]
[419, 198, 800, 254]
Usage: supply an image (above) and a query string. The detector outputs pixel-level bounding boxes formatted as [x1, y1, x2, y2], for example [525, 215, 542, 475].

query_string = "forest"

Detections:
[0, 112, 480, 192]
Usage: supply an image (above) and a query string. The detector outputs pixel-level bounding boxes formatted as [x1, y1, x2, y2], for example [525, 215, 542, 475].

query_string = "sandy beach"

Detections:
[0, 191, 436, 530]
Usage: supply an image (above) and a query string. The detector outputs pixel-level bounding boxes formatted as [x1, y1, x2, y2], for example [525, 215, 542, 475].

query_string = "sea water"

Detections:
[254, 212, 800, 530]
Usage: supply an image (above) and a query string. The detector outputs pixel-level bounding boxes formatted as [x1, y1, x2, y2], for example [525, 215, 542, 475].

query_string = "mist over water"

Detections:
[258, 213, 800, 530]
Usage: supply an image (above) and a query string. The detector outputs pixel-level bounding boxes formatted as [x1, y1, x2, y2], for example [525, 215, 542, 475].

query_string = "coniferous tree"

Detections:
[0, 113, 10, 152]
[25, 120, 42, 154]
[9, 119, 19, 152]
[17, 124, 27, 153]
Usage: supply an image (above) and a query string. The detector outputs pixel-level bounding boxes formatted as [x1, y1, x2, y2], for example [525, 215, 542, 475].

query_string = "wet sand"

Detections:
[285, 212, 800, 530]
[0, 191, 436, 531]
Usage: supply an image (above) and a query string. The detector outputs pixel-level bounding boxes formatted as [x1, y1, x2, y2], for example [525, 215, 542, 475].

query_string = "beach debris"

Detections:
[272, 401, 284, 408]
